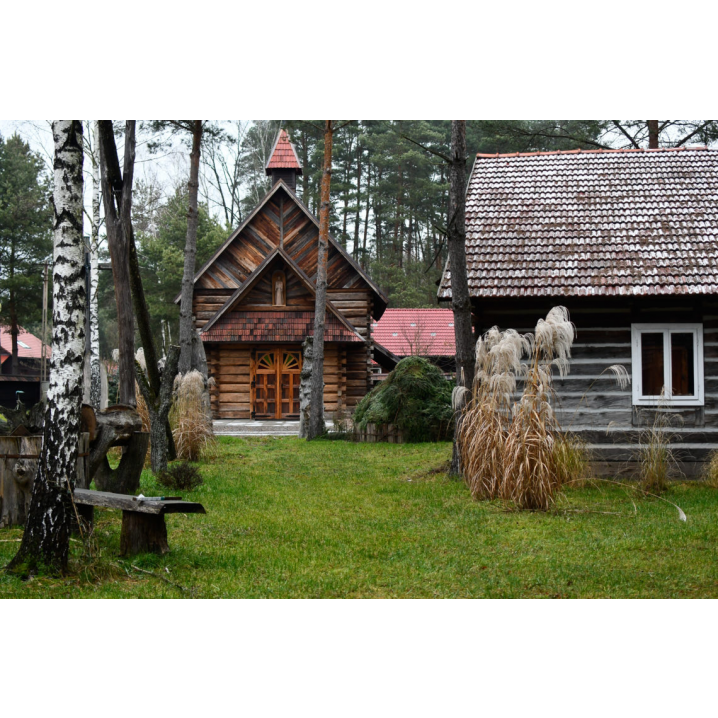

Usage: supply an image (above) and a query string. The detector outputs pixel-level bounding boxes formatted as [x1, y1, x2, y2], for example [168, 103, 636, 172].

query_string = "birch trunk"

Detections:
[447, 120, 474, 476]
[89, 121, 102, 410]
[7, 120, 85, 577]
[307, 121, 334, 440]
[178, 120, 203, 375]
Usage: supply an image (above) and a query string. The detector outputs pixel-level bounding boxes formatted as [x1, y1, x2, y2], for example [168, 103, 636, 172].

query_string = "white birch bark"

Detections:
[89, 120, 102, 409]
[7, 120, 86, 576]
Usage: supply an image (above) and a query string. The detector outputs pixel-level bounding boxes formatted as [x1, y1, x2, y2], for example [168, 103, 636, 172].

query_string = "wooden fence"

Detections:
[0, 433, 90, 528]
[352, 423, 406, 444]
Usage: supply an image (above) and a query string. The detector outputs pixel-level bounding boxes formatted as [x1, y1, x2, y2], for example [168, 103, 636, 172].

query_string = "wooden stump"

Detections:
[120, 511, 169, 556]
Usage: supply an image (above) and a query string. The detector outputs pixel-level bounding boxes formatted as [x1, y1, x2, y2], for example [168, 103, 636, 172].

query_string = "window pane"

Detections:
[641, 332, 664, 396]
[671, 332, 695, 396]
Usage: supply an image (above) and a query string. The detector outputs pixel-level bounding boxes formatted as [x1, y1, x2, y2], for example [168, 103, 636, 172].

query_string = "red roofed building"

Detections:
[182, 129, 387, 420]
[439, 146, 718, 474]
[371, 309, 456, 372]
[0, 326, 50, 407]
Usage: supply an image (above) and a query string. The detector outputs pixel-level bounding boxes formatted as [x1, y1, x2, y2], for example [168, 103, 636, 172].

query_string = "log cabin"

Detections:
[439, 146, 718, 475]
[184, 130, 387, 420]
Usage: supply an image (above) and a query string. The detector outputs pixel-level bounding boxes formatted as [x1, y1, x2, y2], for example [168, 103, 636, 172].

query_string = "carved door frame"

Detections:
[250, 346, 302, 419]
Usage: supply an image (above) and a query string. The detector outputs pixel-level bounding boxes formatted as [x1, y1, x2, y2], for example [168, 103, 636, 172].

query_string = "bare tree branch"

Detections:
[611, 121, 641, 149]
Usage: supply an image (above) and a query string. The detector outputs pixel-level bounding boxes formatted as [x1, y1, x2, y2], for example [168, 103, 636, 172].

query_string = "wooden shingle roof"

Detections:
[265, 129, 302, 174]
[438, 146, 718, 300]
[201, 311, 362, 343]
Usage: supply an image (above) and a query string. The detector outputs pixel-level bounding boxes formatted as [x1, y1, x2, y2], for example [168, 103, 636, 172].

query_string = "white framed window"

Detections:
[631, 323, 704, 406]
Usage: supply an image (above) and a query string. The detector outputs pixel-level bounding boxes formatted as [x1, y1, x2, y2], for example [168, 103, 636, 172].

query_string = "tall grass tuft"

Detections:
[170, 371, 217, 462]
[460, 307, 595, 510]
[702, 451, 718, 488]
[637, 392, 680, 494]
[134, 349, 151, 467]
[554, 434, 593, 488]
[135, 381, 152, 467]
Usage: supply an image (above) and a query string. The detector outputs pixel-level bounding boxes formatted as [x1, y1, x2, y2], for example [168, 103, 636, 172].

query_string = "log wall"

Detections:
[206, 342, 370, 420]
[473, 296, 718, 476]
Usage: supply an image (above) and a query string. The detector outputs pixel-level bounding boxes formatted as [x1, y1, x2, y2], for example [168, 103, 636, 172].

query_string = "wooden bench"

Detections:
[73, 489, 206, 556]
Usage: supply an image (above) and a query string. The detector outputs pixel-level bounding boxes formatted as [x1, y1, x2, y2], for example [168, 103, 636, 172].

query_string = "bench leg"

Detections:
[120, 511, 169, 556]
[72, 504, 94, 537]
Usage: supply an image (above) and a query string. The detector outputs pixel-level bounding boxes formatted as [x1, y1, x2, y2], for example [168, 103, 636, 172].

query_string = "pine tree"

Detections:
[0, 133, 52, 368]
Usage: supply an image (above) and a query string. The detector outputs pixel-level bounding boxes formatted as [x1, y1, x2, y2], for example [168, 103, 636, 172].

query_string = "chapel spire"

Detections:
[265, 129, 303, 191]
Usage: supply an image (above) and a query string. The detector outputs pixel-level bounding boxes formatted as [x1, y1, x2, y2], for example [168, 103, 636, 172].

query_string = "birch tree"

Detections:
[7, 120, 85, 577]
[84, 120, 102, 409]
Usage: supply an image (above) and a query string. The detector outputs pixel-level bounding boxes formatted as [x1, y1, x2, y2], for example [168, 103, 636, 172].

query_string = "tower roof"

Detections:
[265, 129, 302, 175]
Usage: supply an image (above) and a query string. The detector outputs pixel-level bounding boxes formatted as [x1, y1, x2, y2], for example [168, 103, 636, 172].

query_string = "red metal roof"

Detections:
[0, 326, 51, 359]
[265, 130, 302, 173]
[372, 309, 455, 356]
[201, 311, 362, 343]
[438, 146, 718, 299]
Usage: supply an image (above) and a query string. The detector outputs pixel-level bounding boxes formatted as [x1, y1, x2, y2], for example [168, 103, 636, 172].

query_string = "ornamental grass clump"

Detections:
[637, 392, 681, 494]
[353, 356, 454, 442]
[170, 370, 217, 462]
[459, 307, 586, 510]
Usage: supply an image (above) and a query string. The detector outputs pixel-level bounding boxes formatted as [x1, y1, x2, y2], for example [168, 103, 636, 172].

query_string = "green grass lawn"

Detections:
[1, 436, 717, 598]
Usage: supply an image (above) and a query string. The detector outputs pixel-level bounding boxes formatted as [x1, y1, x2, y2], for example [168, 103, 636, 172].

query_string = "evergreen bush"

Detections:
[353, 357, 454, 442]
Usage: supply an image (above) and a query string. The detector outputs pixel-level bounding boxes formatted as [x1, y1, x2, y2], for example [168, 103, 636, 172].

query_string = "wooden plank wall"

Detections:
[193, 289, 235, 330]
[474, 297, 718, 474]
[207, 345, 251, 418]
[196, 187, 370, 300]
[206, 343, 370, 420]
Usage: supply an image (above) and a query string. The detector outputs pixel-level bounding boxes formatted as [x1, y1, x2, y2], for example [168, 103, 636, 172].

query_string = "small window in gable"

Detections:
[631, 324, 704, 406]
[272, 271, 286, 307]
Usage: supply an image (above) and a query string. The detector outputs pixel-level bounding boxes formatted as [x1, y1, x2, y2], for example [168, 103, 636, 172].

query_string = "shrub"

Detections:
[170, 371, 217, 462]
[703, 451, 718, 488]
[553, 434, 592, 488]
[353, 357, 454, 442]
[157, 462, 203, 491]
[459, 308, 594, 510]
[637, 396, 681, 494]
[135, 380, 151, 468]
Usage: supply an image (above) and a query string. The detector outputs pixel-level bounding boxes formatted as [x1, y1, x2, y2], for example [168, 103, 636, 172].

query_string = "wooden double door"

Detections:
[252, 348, 302, 419]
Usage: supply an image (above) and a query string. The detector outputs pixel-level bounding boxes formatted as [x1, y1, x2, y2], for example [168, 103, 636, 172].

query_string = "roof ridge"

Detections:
[476, 146, 711, 159]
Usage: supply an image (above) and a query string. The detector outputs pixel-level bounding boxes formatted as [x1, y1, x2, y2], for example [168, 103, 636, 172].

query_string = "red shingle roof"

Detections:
[0, 326, 51, 359]
[201, 311, 362, 343]
[438, 146, 718, 300]
[372, 309, 455, 356]
[265, 130, 302, 173]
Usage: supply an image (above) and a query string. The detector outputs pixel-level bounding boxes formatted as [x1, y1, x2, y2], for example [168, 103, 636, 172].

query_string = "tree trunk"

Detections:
[447, 120, 474, 477]
[9, 287, 18, 371]
[648, 120, 659, 149]
[136, 345, 180, 474]
[98, 121, 135, 406]
[89, 121, 102, 410]
[353, 143, 362, 260]
[8, 236, 19, 371]
[301, 129, 309, 201]
[307, 121, 334, 440]
[362, 165, 371, 268]
[178, 121, 203, 375]
[298, 336, 314, 439]
[7, 120, 85, 577]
